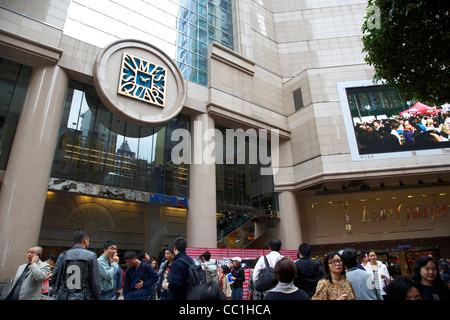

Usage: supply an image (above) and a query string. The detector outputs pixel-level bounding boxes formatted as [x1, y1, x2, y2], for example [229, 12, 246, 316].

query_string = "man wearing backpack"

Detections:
[252, 238, 283, 298]
[200, 251, 219, 284]
[164, 236, 194, 300]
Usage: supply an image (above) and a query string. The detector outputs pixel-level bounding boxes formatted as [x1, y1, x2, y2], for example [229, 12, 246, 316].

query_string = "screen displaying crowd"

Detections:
[354, 112, 450, 155]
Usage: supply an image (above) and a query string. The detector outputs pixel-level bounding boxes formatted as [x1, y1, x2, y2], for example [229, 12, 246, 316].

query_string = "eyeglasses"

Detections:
[328, 259, 342, 265]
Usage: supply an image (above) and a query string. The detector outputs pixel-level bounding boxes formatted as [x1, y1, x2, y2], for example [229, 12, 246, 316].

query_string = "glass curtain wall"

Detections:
[0, 59, 32, 170]
[51, 80, 189, 198]
[215, 125, 278, 212]
[63, 0, 233, 87]
[176, 0, 234, 86]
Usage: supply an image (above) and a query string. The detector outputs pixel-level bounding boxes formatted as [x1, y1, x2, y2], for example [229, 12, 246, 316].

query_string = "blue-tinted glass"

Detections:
[177, 18, 188, 34]
[188, 12, 198, 25]
[178, 7, 189, 20]
[219, 0, 231, 12]
[221, 34, 233, 49]
[189, 0, 198, 13]
[180, 0, 189, 9]
[199, 28, 207, 43]
[176, 47, 187, 63]
[189, 24, 198, 38]
[187, 52, 198, 68]
[177, 32, 188, 48]
[198, 71, 207, 86]
[198, 56, 207, 71]
[198, 4, 207, 17]
[221, 10, 232, 24]
[187, 66, 197, 83]
[175, 0, 234, 86]
[198, 42, 207, 57]
[221, 21, 232, 34]
[188, 37, 198, 52]
[199, 16, 207, 30]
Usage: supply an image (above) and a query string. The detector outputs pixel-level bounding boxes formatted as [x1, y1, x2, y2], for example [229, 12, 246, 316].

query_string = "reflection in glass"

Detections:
[215, 125, 279, 211]
[0, 59, 32, 170]
[51, 80, 190, 198]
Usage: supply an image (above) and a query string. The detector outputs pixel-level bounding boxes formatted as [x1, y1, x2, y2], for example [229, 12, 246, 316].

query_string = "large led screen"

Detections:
[338, 80, 450, 160]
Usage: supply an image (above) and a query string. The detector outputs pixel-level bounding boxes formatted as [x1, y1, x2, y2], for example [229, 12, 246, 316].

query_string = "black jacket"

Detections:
[231, 267, 245, 288]
[168, 251, 194, 300]
[293, 257, 320, 298]
[51, 245, 101, 300]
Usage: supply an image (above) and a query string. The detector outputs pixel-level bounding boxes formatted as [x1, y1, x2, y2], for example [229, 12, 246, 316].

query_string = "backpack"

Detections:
[181, 259, 206, 294]
[255, 255, 277, 292]
[204, 263, 219, 284]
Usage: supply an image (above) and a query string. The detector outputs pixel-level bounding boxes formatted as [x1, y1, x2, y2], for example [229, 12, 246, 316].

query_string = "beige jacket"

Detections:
[6, 261, 50, 300]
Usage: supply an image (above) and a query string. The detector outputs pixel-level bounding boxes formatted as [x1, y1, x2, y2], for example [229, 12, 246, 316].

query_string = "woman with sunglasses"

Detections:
[312, 251, 356, 300]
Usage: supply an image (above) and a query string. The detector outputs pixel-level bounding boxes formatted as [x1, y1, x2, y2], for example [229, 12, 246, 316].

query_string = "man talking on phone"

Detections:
[98, 240, 120, 300]
[4, 246, 50, 300]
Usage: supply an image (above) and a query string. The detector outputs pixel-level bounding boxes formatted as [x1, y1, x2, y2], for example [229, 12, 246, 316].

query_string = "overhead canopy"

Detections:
[400, 102, 442, 116]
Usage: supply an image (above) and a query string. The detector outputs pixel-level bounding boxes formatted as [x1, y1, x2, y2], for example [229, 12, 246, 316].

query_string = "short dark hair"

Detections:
[298, 243, 311, 257]
[202, 251, 211, 261]
[186, 282, 226, 300]
[341, 248, 357, 269]
[45, 254, 57, 263]
[269, 238, 282, 252]
[164, 246, 174, 254]
[124, 251, 137, 261]
[73, 231, 88, 244]
[274, 257, 297, 283]
[102, 240, 117, 251]
[137, 251, 148, 261]
[173, 237, 187, 252]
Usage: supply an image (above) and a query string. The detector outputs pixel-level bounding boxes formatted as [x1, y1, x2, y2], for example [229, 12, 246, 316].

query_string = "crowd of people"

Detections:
[3, 232, 450, 301]
[354, 112, 450, 154]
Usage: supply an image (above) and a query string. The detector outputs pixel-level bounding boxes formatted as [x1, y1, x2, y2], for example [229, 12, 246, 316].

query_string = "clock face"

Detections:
[118, 52, 166, 107]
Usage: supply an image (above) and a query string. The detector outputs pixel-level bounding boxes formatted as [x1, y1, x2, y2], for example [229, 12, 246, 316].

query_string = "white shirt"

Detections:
[364, 261, 390, 296]
[252, 251, 283, 282]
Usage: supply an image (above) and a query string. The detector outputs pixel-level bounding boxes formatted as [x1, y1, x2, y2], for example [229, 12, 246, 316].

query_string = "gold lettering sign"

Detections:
[118, 52, 166, 107]
[360, 201, 448, 226]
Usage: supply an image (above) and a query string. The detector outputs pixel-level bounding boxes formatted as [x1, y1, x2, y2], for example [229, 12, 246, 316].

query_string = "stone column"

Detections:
[277, 191, 303, 250]
[0, 65, 69, 279]
[186, 113, 217, 248]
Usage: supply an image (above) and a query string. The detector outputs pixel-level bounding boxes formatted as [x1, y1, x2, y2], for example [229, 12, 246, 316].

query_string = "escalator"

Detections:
[216, 208, 279, 248]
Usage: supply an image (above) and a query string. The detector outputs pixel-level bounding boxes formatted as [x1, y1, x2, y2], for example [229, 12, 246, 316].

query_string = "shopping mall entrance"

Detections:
[38, 191, 187, 261]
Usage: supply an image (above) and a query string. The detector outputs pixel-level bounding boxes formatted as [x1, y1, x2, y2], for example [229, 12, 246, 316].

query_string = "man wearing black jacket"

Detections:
[293, 242, 320, 298]
[165, 237, 194, 300]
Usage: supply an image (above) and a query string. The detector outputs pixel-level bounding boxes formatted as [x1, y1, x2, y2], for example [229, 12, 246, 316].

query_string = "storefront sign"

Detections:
[360, 200, 448, 226]
[149, 193, 188, 208]
[310, 191, 450, 238]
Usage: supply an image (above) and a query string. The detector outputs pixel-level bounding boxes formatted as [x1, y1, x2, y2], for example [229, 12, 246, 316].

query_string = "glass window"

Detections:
[174, 0, 234, 87]
[215, 125, 278, 211]
[51, 80, 190, 198]
[0, 59, 32, 170]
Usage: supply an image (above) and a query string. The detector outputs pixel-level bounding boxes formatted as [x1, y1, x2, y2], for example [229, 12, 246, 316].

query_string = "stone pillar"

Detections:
[186, 113, 217, 248]
[0, 65, 69, 279]
[276, 191, 303, 250]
